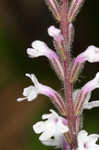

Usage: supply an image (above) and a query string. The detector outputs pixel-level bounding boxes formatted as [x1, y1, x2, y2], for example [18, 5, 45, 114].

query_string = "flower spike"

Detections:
[33, 109, 69, 149]
[16, 0, 99, 149]
[17, 73, 66, 114]
[27, 40, 64, 80]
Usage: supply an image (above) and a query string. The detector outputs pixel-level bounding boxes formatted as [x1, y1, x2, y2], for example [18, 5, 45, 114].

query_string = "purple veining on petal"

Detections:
[74, 56, 85, 64]
[82, 86, 93, 94]
[55, 34, 63, 42]
[63, 138, 70, 150]
[48, 26, 63, 42]
[62, 118, 67, 125]
[48, 50, 59, 60]
[84, 143, 88, 149]
[54, 118, 59, 123]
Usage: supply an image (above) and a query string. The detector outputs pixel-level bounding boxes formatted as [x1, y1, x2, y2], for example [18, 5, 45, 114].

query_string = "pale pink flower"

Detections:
[27, 40, 57, 59]
[75, 73, 99, 113]
[17, 73, 60, 102]
[70, 46, 99, 83]
[75, 45, 99, 64]
[26, 40, 64, 80]
[17, 73, 65, 114]
[82, 72, 99, 94]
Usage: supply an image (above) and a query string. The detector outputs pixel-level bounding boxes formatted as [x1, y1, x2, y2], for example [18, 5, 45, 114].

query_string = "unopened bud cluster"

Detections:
[17, 0, 99, 150]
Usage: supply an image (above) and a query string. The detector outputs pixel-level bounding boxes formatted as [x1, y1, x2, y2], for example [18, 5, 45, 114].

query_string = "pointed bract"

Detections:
[68, 0, 85, 22]
[45, 0, 60, 21]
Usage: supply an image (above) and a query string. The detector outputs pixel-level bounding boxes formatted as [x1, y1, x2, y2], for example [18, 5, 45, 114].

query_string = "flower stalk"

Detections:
[60, 1, 77, 148]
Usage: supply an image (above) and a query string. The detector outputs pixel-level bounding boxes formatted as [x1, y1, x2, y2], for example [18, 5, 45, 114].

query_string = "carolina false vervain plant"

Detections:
[17, 0, 99, 150]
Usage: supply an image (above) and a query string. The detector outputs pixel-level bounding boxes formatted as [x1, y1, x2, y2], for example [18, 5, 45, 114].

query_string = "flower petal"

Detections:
[48, 26, 63, 42]
[84, 101, 99, 110]
[82, 72, 99, 94]
[75, 45, 99, 64]
[89, 134, 99, 143]
[17, 97, 27, 102]
[41, 135, 64, 148]
[33, 121, 45, 134]
[42, 114, 52, 120]
[32, 40, 49, 52]
[26, 40, 51, 58]
[77, 130, 99, 150]
[57, 119, 69, 133]
[33, 109, 69, 148]
[39, 123, 55, 141]
[25, 73, 39, 87]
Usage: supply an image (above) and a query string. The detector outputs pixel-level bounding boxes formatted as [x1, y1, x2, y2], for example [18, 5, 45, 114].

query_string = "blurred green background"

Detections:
[0, 0, 99, 150]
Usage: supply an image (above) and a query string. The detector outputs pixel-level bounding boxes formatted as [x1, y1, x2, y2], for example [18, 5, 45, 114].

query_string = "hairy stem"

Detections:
[60, 0, 77, 149]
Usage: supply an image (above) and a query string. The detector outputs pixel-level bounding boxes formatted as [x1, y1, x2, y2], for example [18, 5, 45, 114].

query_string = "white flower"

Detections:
[17, 73, 58, 102]
[77, 130, 99, 150]
[33, 109, 69, 148]
[17, 73, 40, 101]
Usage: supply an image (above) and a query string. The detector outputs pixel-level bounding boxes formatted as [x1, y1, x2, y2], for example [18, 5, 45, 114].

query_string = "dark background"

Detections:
[0, 0, 99, 150]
